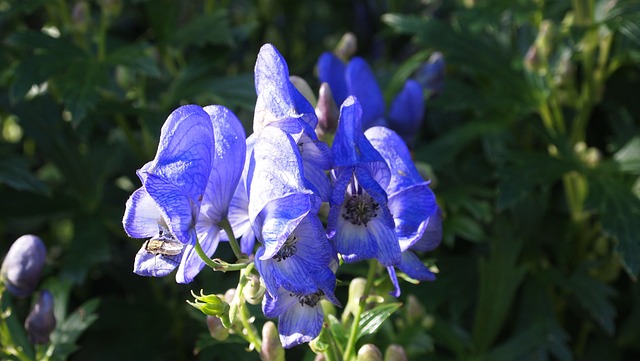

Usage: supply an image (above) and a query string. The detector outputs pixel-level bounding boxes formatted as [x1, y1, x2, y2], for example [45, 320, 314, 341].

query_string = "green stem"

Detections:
[219, 218, 245, 261]
[343, 260, 377, 361]
[235, 264, 262, 352]
[193, 237, 221, 270]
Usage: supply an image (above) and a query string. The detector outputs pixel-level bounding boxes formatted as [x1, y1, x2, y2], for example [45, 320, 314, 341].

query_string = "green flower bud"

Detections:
[356, 344, 382, 361]
[342, 277, 367, 322]
[384, 344, 407, 361]
[260, 321, 284, 361]
[243, 274, 266, 305]
[405, 294, 425, 324]
[334, 32, 358, 61]
[187, 290, 229, 317]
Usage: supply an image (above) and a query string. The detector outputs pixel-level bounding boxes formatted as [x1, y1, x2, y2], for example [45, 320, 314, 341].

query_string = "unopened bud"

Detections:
[260, 321, 285, 361]
[314, 354, 327, 361]
[356, 344, 382, 361]
[334, 32, 358, 61]
[342, 277, 367, 322]
[224, 288, 236, 303]
[243, 274, 265, 305]
[187, 290, 229, 316]
[71, 2, 90, 32]
[384, 344, 407, 361]
[290, 76, 317, 107]
[206, 316, 229, 341]
[1, 235, 46, 298]
[25, 290, 56, 344]
[405, 294, 425, 323]
[524, 45, 541, 73]
[315, 82, 339, 139]
[535, 20, 554, 58]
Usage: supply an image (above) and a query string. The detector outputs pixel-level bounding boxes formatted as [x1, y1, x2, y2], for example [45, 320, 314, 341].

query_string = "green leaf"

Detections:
[613, 136, 640, 174]
[356, 302, 401, 340]
[589, 176, 640, 276]
[446, 214, 487, 242]
[49, 298, 100, 361]
[0, 151, 50, 195]
[56, 59, 108, 125]
[170, 10, 234, 48]
[497, 152, 577, 210]
[105, 43, 161, 77]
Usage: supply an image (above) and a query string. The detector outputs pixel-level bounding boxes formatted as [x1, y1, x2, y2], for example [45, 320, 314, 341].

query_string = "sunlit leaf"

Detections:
[356, 302, 401, 340]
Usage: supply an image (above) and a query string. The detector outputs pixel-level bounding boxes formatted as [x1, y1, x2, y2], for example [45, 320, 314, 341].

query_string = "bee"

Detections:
[144, 237, 184, 256]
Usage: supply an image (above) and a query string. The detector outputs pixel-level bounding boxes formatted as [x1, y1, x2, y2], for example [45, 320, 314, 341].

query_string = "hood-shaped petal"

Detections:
[133, 246, 182, 278]
[317, 52, 348, 107]
[254, 44, 317, 132]
[387, 79, 425, 145]
[248, 127, 317, 259]
[345, 57, 386, 129]
[410, 206, 443, 252]
[388, 183, 436, 250]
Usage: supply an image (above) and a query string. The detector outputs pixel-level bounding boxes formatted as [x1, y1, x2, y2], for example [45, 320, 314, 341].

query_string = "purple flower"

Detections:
[25, 290, 56, 344]
[327, 96, 401, 267]
[365, 126, 441, 296]
[1, 235, 46, 298]
[416, 51, 445, 97]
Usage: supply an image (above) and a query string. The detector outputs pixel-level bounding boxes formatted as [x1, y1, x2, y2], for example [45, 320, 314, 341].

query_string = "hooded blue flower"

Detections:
[365, 126, 441, 296]
[327, 96, 401, 267]
[1, 234, 46, 298]
[254, 213, 336, 296]
[254, 44, 333, 202]
[263, 283, 339, 348]
[247, 126, 319, 261]
[317, 52, 425, 142]
[123, 105, 213, 282]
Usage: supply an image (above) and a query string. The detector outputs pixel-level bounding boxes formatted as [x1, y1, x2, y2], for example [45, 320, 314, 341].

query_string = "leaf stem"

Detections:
[343, 260, 377, 361]
[219, 218, 246, 261]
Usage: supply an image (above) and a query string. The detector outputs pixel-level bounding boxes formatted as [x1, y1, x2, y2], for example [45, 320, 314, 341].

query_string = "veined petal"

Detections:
[332, 214, 378, 263]
[143, 173, 198, 244]
[123, 187, 162, 238]
[368, 216, 401, 266]
[200, 105, 246, 223]
[317, 52, 348, 107]
[387, 266, 401, 297]
[144, 105, 213, 201]
[387, 79, 425, 144]
[388, 183, 437, 251]
[262, 286, 299, 318]
[258, 194, 311, 260]
[397, 250, 436, 282]
[346, 57, 385, 129]
[133, 246, 181, 278]
[411, 206, 442, 252]
[254, 44, 317, 132]
[279, 301, 323, 348]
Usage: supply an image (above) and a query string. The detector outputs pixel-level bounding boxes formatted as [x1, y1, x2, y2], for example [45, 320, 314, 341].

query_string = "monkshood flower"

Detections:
[254, 43, 333, 202]
[1, 235, 46, 298]
[327, 96, 401, 267]
[263, 284, 340, 348]
[25, 290, 56, 344]
[124, 104, 245, 283]
[318, 52, 426, 144]
[415, 51, 445, 97]
[365, 126, 440, 296]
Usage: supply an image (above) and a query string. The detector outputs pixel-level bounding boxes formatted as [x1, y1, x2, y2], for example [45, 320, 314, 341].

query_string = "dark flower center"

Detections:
[293, 290, 323, 307]
[342, 193, 380, 226]
[273, 234, 298, 262]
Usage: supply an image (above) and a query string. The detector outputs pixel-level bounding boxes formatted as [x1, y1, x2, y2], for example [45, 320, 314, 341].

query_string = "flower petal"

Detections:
[345, 57, 386, 129]
[175, 230, 220, 284]
[122, 187, 162, 239]
[133, 246, 181, 278]
[410, 206, 443, 252]
[279, 302, 323, 349]
[397, 250, 436, 282]
[317, 52, 348, 107]
[386, 266, 401, 297]
[387, 79, 425, 145]
[388, 183, 437, 251]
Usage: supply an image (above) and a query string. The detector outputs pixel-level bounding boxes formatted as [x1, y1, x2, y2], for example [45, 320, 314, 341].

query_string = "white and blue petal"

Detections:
[123, 187, 162, 239]
[133, 247, 182, 278]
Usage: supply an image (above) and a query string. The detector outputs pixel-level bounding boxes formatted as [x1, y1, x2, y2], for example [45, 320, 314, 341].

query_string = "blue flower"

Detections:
[254, 44, 333, 201]
[263, 284, 339, 348]
[365, 126, 441, 296]
[415, 51, 445, 97]
[327, 96, 401, 267]
[123, 105, 212, 281]
[317, 52, 425, 143]
[248, 126, 319, 261]
[254, 213, 336, 296]
[1, 234, 46, 298]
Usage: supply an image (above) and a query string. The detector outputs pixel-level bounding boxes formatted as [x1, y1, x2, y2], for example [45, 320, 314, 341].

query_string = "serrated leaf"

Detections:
[56, 59, 108, 125]
[0, 152, 50, 195]
[488, 322, 571, 361]
[356, 302, 401, 340]
[327, 314, 348, 347]
[560, 270, 617, 334]
[49, 298, 100, 361]
[106, 43, 161, 77]
[447, 214, 487, 242]
[613, 136, 640, 174]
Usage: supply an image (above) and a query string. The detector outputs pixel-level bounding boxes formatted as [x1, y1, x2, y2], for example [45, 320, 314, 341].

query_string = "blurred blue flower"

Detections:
[387, 79, 425, 147]
[327, 96, 401, 267]
[255, 213, 336, 296]
[263, 284, 339, 348]
[123, 105, 213, 283]
[365, 126, 441, 296]
[254, 44, 333, 201]
[415, 51, 445, 97]
[25, 290, 56, 344]
[1, 234, 46, 298]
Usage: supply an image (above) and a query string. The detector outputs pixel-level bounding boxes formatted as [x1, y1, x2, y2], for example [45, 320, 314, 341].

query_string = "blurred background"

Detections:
[1, 0, 640, 360]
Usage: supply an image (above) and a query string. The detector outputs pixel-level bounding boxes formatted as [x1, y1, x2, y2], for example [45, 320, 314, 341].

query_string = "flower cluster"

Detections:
[122, 43, 441, 349]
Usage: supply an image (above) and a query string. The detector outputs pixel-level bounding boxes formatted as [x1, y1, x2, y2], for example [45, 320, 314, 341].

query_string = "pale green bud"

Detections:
[260, 321, 284, 361]
[356, 344, 382, 361]
[243, 274, 265, 305]
[342, 277, 367, 322]
[187, 290, 229, 317]
[334, 32, 358, 61]
[384, 344, 407, 361]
